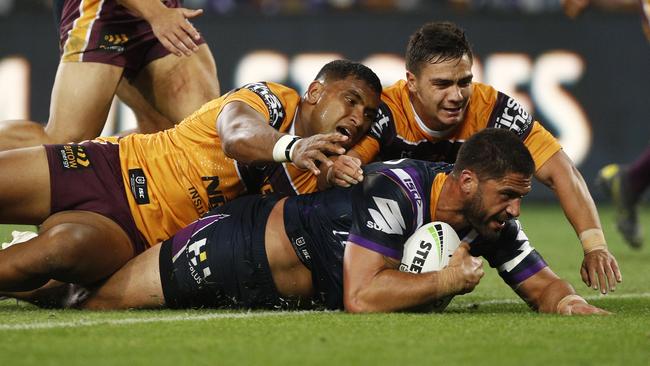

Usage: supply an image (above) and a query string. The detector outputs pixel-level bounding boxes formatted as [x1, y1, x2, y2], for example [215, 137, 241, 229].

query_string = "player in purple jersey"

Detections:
[563, 0, 649, 249]
[596, 149, 650, 248]
[69, 129, 607, 315]
[0, 0, 219, 150]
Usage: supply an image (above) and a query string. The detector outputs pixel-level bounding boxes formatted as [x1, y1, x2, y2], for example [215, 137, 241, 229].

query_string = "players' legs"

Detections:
[133, 44, 220, 122]
[0, 62, 123, 151]
[80, 244, 164, 310]
[596, 150, 647, 248]
[625, 145, 650, 202]
[0, 210, 135, 292]
[45, 62, 124, 142]
[0, 146, 51, 223]
[115, 79, 174, 134]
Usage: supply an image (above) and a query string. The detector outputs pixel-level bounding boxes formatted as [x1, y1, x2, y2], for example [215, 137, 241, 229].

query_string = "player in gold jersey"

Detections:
[320, 22, 621, 294]
[0, 60, 381, 299]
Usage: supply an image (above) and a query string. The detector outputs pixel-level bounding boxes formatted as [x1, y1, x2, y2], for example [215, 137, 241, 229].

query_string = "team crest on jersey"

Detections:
[58, 144, 90, 169]
[243, 82, 286, 129]
[489, 92, 533, 139]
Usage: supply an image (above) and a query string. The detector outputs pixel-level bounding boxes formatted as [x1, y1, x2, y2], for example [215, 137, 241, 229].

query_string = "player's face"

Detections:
[308, 76, 380, 150]
[464, 172, 532, 241]
[406, 54, 473, 131]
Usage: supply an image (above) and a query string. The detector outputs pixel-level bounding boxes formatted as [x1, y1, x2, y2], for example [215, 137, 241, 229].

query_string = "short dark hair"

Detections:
[406, 21, 473, 75]
[452, 128, 535, 181]
[314, 60, 383, 96]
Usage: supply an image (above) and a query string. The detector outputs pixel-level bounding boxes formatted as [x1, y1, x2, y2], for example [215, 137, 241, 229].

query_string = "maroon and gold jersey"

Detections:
[102, 82, 301, 246]
[352, 80, 562, 171]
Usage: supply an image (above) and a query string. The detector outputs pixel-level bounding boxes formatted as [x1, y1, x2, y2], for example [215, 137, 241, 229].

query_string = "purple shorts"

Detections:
[57, 0, 206, 80]
[45, 142, 147, 254]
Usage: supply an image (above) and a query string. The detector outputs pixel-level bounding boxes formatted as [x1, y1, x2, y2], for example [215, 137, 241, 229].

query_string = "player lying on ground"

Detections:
[0, 60, 381, 296]
[77, 129, 608, 315]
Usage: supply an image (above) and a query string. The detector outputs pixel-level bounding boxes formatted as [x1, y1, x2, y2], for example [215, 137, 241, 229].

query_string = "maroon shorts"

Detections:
[57, 0, 206, 80]
[45, 142, 147, 254]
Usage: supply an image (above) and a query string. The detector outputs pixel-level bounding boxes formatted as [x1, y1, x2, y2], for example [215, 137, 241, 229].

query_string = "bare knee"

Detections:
[37, 222, 132, 284]
[37, 224, 92, 278]
[0, 120, 51, 150]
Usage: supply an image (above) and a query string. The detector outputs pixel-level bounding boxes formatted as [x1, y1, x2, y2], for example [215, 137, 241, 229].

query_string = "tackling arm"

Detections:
[535, 150, 621, 293]
[218, 101, 346, 175]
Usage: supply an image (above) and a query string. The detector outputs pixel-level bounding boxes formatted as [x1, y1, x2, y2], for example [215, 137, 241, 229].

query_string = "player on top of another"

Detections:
[317, 21, 621, 295]
[77, 129, 608, 316]
[0, 60, 381, 296]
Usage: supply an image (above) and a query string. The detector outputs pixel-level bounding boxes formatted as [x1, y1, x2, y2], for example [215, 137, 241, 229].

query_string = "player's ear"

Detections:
[406, 71, 417, 93]
[459, 169, 478, 195]
[305, 80, 324, 104]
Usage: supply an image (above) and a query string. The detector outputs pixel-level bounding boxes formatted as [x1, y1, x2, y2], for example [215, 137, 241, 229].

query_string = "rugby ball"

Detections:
[399, 221, 461, 312]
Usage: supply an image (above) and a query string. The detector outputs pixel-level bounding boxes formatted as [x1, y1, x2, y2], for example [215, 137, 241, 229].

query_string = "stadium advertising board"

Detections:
[1, 11, 648, 200]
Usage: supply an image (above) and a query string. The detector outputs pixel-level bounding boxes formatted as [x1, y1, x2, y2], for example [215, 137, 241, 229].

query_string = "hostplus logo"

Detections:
[188, 238, 212, 284]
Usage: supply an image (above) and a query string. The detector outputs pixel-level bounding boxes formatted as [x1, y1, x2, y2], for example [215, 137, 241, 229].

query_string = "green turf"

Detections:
[0, 203, 649, 365]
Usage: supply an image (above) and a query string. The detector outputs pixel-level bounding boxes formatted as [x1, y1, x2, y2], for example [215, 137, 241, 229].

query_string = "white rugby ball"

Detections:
[399, 221, 461, 312]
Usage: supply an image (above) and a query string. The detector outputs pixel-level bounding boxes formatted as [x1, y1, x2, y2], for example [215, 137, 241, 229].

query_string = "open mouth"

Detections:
[443, 106, 462, 114]
[491, 218, 506, 231]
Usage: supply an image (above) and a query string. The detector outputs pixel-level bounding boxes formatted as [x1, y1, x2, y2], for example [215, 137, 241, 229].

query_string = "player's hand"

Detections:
[580, 248, 622, 294]
[291, 133, 348, 176]
[326, 155, 364, 188]
[147, 7, 203, 57]
[445, 243, 484, 295]
[557, 298, 611, 315]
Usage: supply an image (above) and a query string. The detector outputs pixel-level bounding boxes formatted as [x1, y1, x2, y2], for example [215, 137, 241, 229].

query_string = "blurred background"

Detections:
[0, 0, 648, 201]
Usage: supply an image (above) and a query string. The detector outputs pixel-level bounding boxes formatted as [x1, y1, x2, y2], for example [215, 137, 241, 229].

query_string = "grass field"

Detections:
[1, 204, 649, 365]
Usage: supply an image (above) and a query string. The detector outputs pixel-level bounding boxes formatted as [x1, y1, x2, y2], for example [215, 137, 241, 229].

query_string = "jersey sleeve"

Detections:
[347, 172, 417, 260]
[487, 91, 535, 139]
[523, 122, 562, 171]
[219, 82, 287, 130]
[486, 91, 562, 171]
[466, 220, 548, 287]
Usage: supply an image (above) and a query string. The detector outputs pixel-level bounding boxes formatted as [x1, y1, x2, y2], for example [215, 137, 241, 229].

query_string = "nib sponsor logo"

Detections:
[59, 145, 90, 169]
[366, 197, 406, 235]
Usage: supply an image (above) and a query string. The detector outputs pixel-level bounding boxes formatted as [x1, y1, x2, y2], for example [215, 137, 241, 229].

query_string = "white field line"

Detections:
[1, 292, 648, 331]
[0, 310, 314, 331]
[451, 292, 650, 308]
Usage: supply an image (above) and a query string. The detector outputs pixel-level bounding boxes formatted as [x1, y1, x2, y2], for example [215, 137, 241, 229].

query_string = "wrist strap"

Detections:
[272, 135, 301, 162]
[556, 294, 587, 314]
[579, 228, 607, 254]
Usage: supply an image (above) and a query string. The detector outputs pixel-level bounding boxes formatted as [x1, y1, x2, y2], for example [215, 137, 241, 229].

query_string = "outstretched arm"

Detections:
[535, 150, 621, 294]
[118, 0, 203, 57]
[218, 101, 348, 175]
[343, 243, 483, 313]
[515, 266, 610, 315]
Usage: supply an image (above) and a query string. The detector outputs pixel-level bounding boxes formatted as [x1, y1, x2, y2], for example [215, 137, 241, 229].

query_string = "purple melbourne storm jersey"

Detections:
[284, 158, 547, 309]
